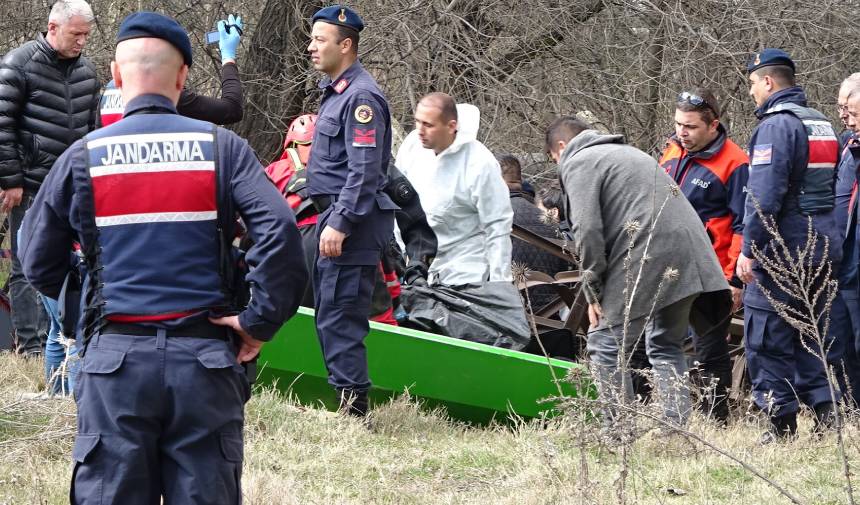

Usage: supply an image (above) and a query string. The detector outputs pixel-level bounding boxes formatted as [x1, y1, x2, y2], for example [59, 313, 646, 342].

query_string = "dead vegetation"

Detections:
[0, 352, 857, 505]
[3, 0, 857, 173]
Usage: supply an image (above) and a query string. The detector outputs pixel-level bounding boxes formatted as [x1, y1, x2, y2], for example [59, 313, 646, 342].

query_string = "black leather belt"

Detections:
[102, 320, 231, 340]
[311, 195, 337, 214]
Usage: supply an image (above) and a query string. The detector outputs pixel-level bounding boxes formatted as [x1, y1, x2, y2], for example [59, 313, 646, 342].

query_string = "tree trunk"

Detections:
[639, 2, 667, 153]
[234, 0, 322, 163]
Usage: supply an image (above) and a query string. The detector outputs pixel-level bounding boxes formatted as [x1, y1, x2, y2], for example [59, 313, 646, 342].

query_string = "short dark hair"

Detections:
[419, 92, 458, 122]
[676, 87, 720, 124]
[539, 187, 566, 222]
[544, 116, 591, 154]
[335, 25, 359, 54]
[752, 64, 796, 88]
[497, 154, 522, 183]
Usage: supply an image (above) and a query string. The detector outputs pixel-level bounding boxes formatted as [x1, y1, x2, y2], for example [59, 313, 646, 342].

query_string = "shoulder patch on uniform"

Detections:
[354, 104, 373, 124]
[352, 128, 376, 148]
[751, 144, 772, 166]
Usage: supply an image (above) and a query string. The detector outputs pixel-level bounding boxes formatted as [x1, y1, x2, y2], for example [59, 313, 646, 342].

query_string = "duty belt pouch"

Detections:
[311, 195, 333, 214]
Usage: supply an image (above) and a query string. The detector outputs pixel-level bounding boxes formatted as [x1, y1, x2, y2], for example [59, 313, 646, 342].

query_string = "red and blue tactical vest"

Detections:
[765, 102, 839, 215]
[98, 80, 124, 127]
[82, 112, 226, 320]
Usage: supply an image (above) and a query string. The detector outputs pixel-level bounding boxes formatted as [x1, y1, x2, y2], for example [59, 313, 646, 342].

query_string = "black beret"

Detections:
[116, 12, 193, 67]
[312, 5, 364, 33]
[747, 48, 795, 74]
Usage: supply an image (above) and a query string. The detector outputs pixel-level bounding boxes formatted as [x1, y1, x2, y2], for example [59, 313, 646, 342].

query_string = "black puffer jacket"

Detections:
[0, 33, 100, 191]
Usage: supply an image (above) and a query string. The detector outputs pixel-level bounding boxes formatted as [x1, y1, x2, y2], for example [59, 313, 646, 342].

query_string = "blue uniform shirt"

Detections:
[307, 61, 395, 235]
[19, 94, 307, 341]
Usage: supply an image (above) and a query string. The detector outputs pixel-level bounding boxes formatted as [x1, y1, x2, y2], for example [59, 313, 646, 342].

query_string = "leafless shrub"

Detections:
[746, 195, 855, 504]
[3, 0, 853, 172]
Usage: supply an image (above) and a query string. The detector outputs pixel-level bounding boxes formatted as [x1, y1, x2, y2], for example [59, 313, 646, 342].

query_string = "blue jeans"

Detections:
[42, 295, 79, 395]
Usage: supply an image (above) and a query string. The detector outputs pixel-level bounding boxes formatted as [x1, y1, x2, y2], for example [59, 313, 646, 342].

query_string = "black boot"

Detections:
[813, 402, 836, 436]
[337, 389, 369, 418]
[760, 412, 797, 445]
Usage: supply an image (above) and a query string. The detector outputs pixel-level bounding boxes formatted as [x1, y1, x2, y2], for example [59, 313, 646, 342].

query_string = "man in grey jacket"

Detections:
[546, 116, 728, 427]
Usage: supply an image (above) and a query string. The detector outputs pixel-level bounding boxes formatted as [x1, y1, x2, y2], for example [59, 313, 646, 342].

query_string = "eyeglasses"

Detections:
[677, 91, 716, 114]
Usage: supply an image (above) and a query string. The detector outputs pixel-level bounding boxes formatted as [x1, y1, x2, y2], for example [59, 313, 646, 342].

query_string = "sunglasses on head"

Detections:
[678, 91, 715, 113]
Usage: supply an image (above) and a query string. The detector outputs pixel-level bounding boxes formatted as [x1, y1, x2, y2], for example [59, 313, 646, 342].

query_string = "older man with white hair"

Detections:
[837, 73, 860, 149]
[0, 0, 100, 357]
[831, 75, 860, 408]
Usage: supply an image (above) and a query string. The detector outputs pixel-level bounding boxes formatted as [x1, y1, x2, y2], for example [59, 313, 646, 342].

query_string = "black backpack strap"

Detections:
[213, 126, 250, 312]
[214, 126, 232, 301]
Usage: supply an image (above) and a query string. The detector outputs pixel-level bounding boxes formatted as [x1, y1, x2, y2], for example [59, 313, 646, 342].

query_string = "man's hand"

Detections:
[730, 286, 743, 312]
[0, 187, 23, 212]
[209, 315, 263, 363]
[736, 254, 756, 284]
[587, 302, 603, 329]
[319, 225, 346, 257]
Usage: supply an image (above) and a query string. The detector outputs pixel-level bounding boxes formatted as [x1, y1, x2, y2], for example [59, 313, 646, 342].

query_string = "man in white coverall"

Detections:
[395, 92, 513, 286]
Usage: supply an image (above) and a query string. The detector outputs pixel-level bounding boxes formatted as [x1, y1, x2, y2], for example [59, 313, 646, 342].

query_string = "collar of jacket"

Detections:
[668, 122, 728, 161]
[848, 135, 860, 157]
[559, 129, 625, 165]
[435, 132, 474, 158]
[36, 32, 80, 65]
[435, 111, 481, 159]
[123, 94, 179, 118]
[318, 60, 364, 93]
[755, 86, 807, 119]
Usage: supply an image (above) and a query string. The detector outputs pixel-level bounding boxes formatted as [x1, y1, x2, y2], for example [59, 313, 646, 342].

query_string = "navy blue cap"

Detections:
[312, 5, 364, 32]
[116, 12, 193, 67]
[747, 48, 795, 74]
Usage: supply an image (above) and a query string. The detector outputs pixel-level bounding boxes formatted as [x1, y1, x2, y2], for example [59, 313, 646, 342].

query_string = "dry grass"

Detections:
[0, 352, 855, 505]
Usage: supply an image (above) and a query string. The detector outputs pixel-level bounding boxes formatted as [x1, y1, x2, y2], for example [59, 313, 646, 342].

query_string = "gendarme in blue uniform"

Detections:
[742, 71, 841, 420]
[19, 35, 307, 500]
[307, 38, 397, 403]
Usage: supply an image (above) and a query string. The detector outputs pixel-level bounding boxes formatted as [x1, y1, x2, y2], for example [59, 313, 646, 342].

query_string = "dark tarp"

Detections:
[400, 281, 530, 350]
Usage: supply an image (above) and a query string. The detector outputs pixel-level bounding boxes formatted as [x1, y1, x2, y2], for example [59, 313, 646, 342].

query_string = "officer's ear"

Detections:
[762, 74, 776, 92]
[176, 63, 189, 92]
[110, 60, 122, 89]
[340, 37, 355, 55]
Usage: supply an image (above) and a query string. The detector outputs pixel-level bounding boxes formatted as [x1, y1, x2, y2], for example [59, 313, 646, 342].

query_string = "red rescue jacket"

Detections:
[265, 146, 318, 228]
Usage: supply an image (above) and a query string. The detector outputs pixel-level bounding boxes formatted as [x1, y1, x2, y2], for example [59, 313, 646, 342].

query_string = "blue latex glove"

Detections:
[217, 14, 242, 64]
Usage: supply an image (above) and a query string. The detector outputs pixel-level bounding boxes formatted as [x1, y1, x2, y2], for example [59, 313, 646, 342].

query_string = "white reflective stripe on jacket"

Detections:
[395, 104, 513, 286]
